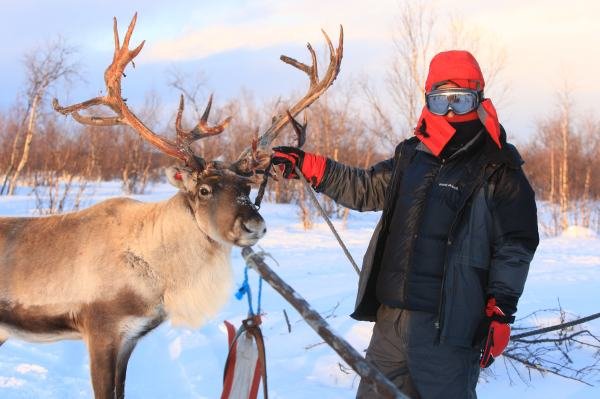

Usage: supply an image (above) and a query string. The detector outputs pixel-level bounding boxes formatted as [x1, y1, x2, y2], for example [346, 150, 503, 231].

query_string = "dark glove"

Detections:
[272, 146, 327, 187]
[479, 297, 515, 368]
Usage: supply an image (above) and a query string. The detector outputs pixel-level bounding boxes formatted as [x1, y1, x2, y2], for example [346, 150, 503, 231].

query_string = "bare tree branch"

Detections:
[497, 304, 600, 386]
[512, 312, 600, 340]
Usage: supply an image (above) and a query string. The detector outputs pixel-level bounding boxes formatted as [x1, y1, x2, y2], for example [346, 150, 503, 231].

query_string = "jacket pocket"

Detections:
[442, 259, 487, 347]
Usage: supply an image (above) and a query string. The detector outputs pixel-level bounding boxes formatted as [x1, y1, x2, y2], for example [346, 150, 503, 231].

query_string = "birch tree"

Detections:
[3, 38, 78, 195]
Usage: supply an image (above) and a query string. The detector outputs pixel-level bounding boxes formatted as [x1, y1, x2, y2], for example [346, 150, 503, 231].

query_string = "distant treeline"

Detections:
[1, 85, 598, 204]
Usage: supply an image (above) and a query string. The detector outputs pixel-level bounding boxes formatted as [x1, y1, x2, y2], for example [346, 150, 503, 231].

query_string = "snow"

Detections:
[561, 226, 597, 239]
[0, 182, 599, 398]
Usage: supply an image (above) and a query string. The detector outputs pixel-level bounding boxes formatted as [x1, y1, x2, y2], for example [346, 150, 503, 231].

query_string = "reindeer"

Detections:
[0, 14, 342, 399]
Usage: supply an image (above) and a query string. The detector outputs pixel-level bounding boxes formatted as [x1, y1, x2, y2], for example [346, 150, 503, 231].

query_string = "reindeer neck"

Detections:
[133, 192, 229, 258]
[136, 192, 235, 328]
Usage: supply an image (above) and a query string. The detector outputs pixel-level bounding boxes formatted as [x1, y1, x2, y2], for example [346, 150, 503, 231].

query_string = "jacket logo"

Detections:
[438, 183, 459, 191]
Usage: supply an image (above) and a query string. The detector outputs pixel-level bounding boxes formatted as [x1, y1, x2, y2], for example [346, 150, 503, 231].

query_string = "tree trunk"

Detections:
[8, 94, 41, 195]
[582, 166, 591, 227]
[559, 102, 569, 230]
[1, 104, 33, 195]
[549, 144, 555, 203]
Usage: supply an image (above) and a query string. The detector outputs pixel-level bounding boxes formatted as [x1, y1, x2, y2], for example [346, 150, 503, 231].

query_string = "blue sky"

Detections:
[1, 0, 599, 143]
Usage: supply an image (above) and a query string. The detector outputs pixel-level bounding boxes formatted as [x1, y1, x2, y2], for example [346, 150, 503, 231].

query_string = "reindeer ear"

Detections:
[165, 166, 197, 192]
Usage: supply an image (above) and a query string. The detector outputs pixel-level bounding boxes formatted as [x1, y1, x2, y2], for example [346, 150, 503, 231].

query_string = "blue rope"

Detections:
[235, 265, 263, 316]
[257, 275, 263, 314]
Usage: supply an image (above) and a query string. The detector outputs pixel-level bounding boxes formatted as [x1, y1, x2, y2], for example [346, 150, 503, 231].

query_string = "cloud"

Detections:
[15, 363, 48, 378]
[142, 0, 394, 62]
[0, 376, 26, 388]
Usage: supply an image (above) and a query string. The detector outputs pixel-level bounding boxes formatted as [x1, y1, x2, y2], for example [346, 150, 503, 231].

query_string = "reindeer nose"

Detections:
[242, 218, 267, 237]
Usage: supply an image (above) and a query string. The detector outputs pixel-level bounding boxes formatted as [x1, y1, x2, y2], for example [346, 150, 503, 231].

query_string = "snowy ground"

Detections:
[0, 182, 599, 398]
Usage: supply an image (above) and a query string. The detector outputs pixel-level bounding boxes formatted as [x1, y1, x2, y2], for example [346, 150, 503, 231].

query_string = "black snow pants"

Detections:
[356, 305, 481, 399]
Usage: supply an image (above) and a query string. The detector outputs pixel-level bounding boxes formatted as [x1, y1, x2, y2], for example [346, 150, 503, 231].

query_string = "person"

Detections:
[271, 50, 539, 398]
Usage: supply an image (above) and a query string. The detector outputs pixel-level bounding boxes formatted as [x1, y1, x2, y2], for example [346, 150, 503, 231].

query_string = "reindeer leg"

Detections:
[114, 338, 137, 399]
[114, 315, 164, 399]
[87, 332, 120, 399]
[81, 290, 164, 398]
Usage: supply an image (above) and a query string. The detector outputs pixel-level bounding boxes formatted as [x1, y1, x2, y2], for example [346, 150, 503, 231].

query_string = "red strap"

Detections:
[225, 321, 237, 344]
[249, 360, 262, 399]
[221, 321, 238, 399]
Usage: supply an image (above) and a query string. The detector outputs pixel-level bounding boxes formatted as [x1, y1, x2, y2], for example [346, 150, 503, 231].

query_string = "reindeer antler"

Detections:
[232, 26, 344, 174]
[52, 13, 230, 170]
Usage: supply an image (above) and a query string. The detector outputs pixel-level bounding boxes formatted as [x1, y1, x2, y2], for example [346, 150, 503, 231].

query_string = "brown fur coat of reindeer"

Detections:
[0, 13, 342, 399]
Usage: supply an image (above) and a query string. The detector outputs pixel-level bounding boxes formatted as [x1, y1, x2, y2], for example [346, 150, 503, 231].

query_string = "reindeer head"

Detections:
[52, 13, 343, 247]
[165, 164, 265, 247]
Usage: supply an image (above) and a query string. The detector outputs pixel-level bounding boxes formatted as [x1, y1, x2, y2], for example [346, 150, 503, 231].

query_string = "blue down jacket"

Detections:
[315, 132, 539, 347]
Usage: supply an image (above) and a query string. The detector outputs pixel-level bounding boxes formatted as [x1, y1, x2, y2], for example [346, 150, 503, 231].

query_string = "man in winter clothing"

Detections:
[272, 50, 539, 398]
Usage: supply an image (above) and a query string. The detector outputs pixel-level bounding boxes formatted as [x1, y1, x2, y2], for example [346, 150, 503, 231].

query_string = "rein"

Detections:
[254, 160, 273, 210]
[254, 154, 360, 275]
[294, 166, 360, 275]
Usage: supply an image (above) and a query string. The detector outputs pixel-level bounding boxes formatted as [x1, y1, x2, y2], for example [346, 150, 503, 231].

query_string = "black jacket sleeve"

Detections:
[315, 157, 395, 212]
[487, 164, 540, 316]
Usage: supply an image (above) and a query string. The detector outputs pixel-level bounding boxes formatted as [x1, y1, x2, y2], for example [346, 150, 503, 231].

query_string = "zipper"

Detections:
[433, 158, 452, 341]
[402, 157, 445, 304]
[435, 223, 455, 341]
[435, 191, 470, 342]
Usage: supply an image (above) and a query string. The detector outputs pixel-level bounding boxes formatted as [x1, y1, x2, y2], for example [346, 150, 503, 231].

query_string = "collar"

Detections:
[417, 129, 485, 160]
[415, 98, 502, 156]
[415, 126, 524, 171]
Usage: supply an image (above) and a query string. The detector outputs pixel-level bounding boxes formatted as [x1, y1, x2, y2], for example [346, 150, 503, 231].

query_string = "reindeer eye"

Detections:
[198, 185, 212, 197]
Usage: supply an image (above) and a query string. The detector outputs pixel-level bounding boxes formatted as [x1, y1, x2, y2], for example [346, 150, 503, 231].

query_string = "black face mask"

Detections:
[440, 119, 485, 159]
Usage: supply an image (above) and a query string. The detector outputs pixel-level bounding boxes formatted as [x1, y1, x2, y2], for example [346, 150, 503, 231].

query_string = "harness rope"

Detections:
[235, 265, 264, 316]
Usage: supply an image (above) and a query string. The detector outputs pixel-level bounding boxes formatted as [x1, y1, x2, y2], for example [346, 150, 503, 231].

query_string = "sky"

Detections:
[1, 0, 599, 144]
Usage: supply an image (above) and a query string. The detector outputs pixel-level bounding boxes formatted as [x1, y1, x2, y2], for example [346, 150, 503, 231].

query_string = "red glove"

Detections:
[272, 146, 327, 187]
[479, 297, 514, 368]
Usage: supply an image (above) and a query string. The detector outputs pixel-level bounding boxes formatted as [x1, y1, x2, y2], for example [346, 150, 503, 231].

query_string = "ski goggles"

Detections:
[425, 88, 482, 115]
